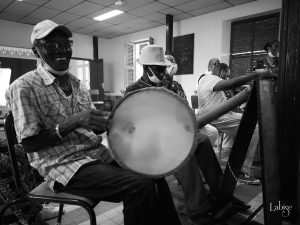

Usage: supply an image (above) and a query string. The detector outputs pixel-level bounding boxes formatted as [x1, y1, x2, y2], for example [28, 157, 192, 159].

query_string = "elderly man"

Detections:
[6, 20, 181, 225]
[197, 62, 276, 184]
[125, 46, 249, 225]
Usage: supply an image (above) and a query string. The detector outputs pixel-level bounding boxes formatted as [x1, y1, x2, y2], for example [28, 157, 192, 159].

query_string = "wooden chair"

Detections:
[0, 111, 99, 225]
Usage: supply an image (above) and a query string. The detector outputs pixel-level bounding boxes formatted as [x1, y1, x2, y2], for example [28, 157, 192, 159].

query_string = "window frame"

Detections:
[229, 13, 280, 78]
[124, 37, 153, 88]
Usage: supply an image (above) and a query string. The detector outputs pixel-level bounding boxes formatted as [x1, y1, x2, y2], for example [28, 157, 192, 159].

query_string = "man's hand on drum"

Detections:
[74, 109, 109, 133]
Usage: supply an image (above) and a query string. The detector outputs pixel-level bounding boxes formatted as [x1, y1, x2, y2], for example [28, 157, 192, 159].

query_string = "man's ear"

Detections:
[32, 47, 40, 58]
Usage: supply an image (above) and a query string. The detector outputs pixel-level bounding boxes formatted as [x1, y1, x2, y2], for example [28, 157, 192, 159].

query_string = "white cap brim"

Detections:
[31, 20, 72, 44]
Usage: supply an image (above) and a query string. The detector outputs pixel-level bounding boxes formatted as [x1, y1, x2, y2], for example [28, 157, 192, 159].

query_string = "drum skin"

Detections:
[108, 87, 197, 177]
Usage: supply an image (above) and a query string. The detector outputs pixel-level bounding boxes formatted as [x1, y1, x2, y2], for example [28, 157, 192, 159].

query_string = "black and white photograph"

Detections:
[0, 0, 298, 225]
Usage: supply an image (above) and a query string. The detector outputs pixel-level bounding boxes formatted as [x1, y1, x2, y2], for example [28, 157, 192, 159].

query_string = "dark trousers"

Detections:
[174, 132, 223, 216]
[55, 161, 181, 225]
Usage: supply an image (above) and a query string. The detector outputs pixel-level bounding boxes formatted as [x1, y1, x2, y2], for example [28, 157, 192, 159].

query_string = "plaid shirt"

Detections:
[6, 65, 113, 190]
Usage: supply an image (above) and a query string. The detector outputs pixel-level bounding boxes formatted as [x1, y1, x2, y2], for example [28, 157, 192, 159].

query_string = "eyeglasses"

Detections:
[150, 65, 167, 74]
[37, 40, 73, 51]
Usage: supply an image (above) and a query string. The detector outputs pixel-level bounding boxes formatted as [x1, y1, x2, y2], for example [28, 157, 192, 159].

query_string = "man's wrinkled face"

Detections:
[34, 30, 72, 71]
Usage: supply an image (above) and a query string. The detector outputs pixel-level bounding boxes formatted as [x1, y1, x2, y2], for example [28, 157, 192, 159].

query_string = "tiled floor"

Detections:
[77, 205, 124, 225]
[45, 202, 124, 225]
[4, 142, 264, 225]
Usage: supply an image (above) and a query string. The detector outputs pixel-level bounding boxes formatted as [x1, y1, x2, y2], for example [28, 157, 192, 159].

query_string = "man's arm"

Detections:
[213, 71, 276, 91]
[213, 73, 258, 91]
[22, 109, 108, 153]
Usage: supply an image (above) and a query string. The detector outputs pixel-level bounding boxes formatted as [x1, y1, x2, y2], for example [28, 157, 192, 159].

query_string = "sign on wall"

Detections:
[173, 33, 194, 75]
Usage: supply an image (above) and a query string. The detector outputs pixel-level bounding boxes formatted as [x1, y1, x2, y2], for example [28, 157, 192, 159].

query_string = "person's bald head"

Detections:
[208, 58, 220, 72]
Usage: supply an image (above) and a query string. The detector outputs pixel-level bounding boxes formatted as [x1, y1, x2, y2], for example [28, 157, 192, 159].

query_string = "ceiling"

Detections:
[0, 0, 256, 39]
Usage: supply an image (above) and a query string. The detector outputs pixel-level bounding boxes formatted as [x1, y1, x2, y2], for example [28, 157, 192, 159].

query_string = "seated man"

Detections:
[125, 45, 249, 225]
[197, 58, 232, 148]
[197, 62, 276, 184]
[5, 20, 181, 225]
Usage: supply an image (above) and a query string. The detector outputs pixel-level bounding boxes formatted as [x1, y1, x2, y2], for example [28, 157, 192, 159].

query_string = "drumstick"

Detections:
[196, 86, 251, 128]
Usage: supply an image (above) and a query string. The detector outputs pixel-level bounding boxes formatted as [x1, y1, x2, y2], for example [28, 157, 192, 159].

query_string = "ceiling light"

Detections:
[115, 0, 125, 6]
[93, 10, 124, 21]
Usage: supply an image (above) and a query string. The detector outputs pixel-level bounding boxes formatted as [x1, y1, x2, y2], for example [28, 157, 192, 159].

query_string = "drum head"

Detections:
[108, 87, 197, 177]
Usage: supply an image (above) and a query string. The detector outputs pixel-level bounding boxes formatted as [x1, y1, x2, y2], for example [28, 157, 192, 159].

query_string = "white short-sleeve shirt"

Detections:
[197, 74, 227, 116]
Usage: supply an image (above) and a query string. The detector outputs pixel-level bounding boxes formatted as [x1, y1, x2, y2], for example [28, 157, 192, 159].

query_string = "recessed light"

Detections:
[93, 10, 124, 21]
[115, 0, 124, 6]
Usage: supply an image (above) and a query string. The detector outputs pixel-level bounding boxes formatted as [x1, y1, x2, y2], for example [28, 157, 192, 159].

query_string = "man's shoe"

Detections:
[238, 172, 261, 185]
[232, 196, 250, 211]
[40, 204, 62, 221]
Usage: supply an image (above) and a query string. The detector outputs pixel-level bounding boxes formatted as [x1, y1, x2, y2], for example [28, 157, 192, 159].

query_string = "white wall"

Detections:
[99, 0, 281, 103]
[0, 19, 94, 60]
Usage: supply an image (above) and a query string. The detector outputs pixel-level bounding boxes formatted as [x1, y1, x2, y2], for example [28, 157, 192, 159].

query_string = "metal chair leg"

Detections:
[55, 203, 64, 225]
[86, 207, 97, 225]
[218, 131, 224, 161]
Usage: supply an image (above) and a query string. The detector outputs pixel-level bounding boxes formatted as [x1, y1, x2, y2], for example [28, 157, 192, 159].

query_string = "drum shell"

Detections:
[108, 87, 198, 177]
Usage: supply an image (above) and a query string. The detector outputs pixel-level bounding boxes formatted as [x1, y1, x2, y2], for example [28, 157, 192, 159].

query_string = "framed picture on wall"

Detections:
[173, 33, 194, 75]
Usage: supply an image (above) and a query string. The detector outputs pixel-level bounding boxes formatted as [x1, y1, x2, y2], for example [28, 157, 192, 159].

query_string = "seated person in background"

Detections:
[197, 58, 220, 85]
[197, 62, 276, 185]
[0, 140, 59, 225]
[125, 45, 249, 225]
[197, 58, 232, 149]
[261, 40, 279, 73]
[165, 55, 218, 145]
[5, 20, 181, 225]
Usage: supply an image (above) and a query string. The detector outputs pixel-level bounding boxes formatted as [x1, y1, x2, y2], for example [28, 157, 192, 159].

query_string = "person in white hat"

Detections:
[125, 47, 250, 225]
[6, 20, 181, 225]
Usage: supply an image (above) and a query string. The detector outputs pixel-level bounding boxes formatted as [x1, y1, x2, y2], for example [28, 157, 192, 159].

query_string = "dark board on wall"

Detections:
[173, 33, 194, 75]
[90, 58, 104, 101]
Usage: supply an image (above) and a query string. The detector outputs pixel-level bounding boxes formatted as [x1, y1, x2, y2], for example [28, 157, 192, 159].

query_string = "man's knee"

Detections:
[197, 132, 212, 146]
[129, 175, 156, 193]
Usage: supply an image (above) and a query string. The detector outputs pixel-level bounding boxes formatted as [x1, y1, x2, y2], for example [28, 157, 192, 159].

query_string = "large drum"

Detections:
[108, 87, 197, 177]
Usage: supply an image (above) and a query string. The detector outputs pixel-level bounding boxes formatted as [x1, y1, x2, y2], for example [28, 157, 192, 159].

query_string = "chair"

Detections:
[90, 89, 104, 110]
[217, 131, 225, 161]
[0, 111, 99, 225]
[190, 95, 198, 113]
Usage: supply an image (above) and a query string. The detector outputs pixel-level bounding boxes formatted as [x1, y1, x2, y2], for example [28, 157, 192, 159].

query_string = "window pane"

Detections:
[230, 13, 280, 77]
[77, 68, 83, 80]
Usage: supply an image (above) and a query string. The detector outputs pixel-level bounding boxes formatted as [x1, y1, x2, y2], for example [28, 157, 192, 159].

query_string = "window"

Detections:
[125, 37, 153, 88]
[0, 68, 11, 106]
[70, 59, 90, 89]
[230, 13, 280, 77]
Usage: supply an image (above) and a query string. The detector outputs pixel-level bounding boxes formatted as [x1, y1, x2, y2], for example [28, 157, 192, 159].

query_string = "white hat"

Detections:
[31, 20, 72, 44]
[138, 45, 170, 66]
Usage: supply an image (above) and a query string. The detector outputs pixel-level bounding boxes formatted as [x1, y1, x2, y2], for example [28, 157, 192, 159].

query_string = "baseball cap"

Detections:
[31, 20, 72, 44]
[138, 45, 170, 66]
